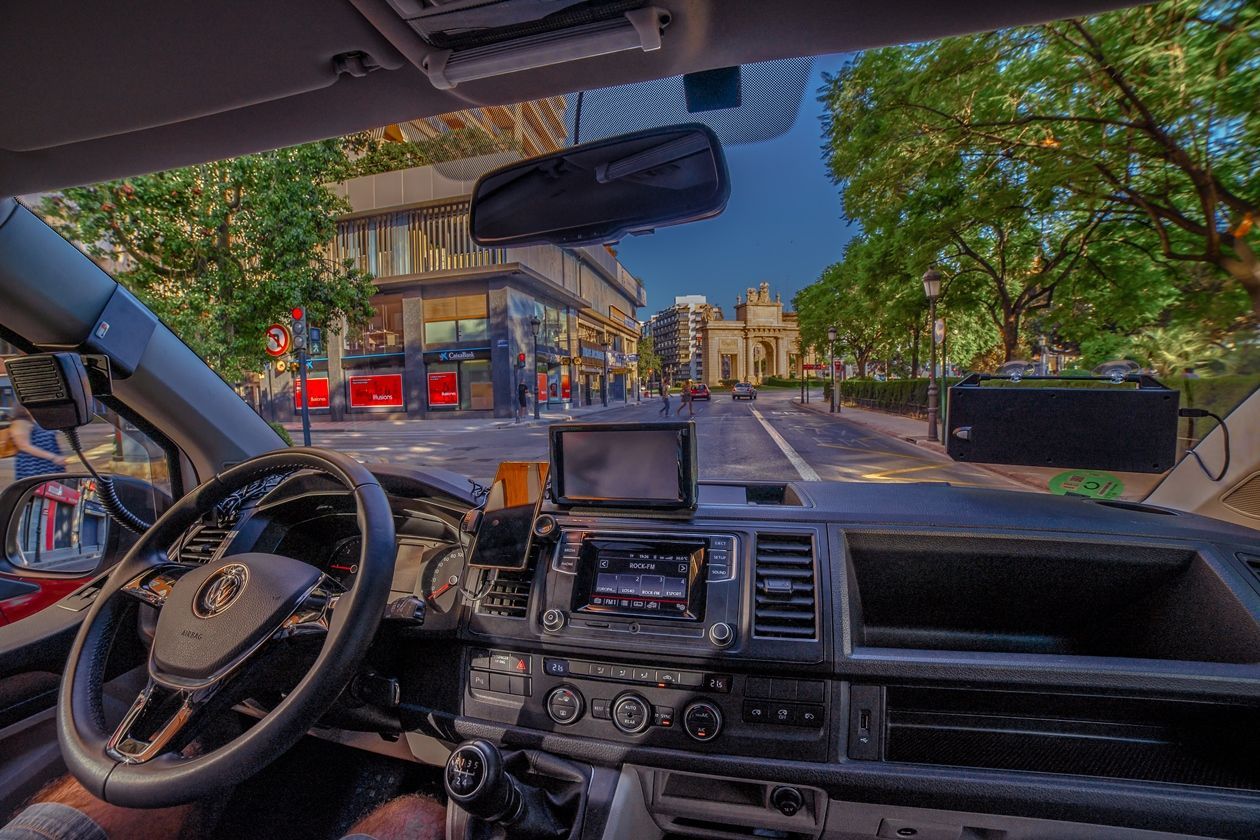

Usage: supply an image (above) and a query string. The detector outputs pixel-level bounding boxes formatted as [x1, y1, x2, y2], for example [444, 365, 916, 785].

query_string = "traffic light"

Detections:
[291, 306, 308, 352]
[516, 352, 526, 369]
[309, 327, 323, 356]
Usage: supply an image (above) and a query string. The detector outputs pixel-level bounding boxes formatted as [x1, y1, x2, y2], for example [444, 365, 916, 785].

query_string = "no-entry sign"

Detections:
[265, 323, 292, 357]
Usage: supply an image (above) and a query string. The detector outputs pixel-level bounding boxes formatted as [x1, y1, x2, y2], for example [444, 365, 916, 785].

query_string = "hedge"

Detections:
[834, 374, 1260, 441]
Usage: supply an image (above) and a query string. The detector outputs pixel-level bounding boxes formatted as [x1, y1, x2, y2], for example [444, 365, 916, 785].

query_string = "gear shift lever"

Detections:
[444, 740, 571, 838]
[445, 740, 521, 822]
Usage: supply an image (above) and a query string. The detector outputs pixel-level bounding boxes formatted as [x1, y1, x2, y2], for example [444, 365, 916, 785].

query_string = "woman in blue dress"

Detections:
[10, 404, 67, 479]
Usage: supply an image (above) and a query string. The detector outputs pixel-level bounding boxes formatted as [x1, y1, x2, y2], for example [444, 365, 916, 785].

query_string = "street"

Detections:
[287, 389, 1024, 491]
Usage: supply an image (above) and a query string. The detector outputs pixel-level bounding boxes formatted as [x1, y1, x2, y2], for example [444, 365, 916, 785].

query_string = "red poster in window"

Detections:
[293, 377, 330, 409]
[426, 372, 458, 407]
[561, 372, 571, 400]
[349, 374, 405, 409]
[537, 373, 547, 401]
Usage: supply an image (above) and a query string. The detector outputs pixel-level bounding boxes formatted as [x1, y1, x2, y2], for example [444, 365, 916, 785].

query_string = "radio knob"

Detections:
[683, 701, 722, 742]
[611, 693, 652, 735]
[542, 609, 566, 633]
[708, 622, 735, 649]
[532, 514, 558, 539]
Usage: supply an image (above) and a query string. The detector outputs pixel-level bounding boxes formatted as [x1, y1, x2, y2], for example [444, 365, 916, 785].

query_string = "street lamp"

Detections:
[600, 334, 611, 407]
[922, 268, 942, 442]
[827, 326, 837, 413]
[530, 314, 541, 420]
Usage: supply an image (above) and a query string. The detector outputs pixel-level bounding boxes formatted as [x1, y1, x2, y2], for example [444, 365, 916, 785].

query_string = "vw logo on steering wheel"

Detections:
[193, 564, 249, 618]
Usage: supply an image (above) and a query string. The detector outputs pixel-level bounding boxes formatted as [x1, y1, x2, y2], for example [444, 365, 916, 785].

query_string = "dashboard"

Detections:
[181, 466, 1260, 840]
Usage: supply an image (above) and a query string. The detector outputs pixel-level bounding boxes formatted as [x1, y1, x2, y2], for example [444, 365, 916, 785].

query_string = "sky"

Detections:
[614, 54, 856, 317]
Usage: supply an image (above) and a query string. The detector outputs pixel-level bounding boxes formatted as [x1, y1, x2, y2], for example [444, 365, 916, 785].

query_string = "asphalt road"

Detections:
[283, 388, 1025, 492]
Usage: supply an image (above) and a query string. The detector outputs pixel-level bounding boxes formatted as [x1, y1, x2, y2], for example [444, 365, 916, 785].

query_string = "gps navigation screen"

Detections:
[550, 423, 697, 509]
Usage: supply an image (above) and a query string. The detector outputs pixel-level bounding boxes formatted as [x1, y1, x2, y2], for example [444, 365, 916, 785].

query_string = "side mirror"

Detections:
[1, 473, 167, 579]
[470, 124, 730, 248]
[6, 476, 110, 575]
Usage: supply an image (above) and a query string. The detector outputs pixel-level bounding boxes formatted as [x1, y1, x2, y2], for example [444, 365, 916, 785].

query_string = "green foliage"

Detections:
[636, 335, 663, 382]
[800, 0, 1259, 386]
[41, 140, 377, 381]
[837, 377, 963, 415]
[268, 422, 295, 446]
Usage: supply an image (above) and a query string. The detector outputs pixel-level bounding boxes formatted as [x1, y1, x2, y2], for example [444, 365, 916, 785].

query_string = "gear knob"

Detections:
[445, 740, 520, 822]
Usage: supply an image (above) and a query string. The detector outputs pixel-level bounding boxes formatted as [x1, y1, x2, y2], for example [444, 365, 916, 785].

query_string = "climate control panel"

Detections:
[463, 648, 830, 761]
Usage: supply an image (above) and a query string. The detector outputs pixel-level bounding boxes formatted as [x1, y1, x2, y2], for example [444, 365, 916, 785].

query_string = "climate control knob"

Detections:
[708, 622, 735, 648]
[611, 693, 652, 735]
[683, 701, 722, 742]
[545, 685, 584, 725]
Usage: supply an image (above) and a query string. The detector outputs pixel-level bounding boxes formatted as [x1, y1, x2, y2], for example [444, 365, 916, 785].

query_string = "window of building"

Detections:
[532, 301, 569, 349]
[424, 294, 488, 346]
[345, 295, 404, 357]
[426, 359, 494, 410]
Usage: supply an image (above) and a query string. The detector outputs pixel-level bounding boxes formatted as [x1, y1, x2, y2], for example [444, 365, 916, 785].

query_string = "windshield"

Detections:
[13, 0, 1258, 506]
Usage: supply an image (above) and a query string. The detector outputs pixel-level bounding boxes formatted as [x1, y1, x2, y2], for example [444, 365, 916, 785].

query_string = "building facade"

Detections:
[698, 283, 812, 385]
[261, 157, 645, 422]
[646, 295, 721, 384]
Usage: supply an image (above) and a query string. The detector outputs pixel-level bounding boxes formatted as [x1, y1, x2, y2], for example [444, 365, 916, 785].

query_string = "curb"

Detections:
[795, 400, 1044, 491]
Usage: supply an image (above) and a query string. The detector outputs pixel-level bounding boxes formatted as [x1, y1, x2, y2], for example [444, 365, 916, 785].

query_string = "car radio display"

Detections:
[571, 538, 706, 621]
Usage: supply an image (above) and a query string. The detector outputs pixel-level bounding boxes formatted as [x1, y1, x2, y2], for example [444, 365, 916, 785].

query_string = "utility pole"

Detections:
[292, 306, 311, 446]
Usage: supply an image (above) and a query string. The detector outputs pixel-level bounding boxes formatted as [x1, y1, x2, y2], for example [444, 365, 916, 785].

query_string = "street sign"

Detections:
[275, 359, 288, 373]
[265, 323, 291, 357]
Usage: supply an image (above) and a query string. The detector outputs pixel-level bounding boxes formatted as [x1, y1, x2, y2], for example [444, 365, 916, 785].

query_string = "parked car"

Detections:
[732, 382, 757, 400]
[688, 383, 710, 400]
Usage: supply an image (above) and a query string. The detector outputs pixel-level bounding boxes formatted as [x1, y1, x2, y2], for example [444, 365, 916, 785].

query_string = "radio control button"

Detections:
[542, 609, 566, 633]
[546, 686, 584, 725]
[683, 701, 723, 742]
[708, 622, 735, 648]
[612, 694, 651, 734]
[591, 699, 611, 720]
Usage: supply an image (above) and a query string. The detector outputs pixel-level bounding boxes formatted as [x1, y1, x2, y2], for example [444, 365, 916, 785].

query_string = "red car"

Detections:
[688, 383, 711, 400]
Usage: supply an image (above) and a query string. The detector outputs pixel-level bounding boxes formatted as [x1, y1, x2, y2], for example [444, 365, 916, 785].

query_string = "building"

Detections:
[261, 154, 645, 421]
[698, 282, 812, 385]
[646, 295, 721, 384]
[376, 99, 568, 159]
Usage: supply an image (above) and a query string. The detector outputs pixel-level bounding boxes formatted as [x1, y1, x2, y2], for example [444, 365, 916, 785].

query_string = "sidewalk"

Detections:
[797, 399, 1162, 500]
[279, 397, 644, 434]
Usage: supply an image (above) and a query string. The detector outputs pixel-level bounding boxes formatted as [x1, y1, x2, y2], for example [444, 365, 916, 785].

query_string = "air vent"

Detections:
[1240, 554, 1260, 584]
[477, 568, 533, 619]
[172, 524, 233, 565]
[753, 533, 817, 640]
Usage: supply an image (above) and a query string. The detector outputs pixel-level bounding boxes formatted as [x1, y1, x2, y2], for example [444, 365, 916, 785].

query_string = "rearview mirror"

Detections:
[470, 124, 730, 247]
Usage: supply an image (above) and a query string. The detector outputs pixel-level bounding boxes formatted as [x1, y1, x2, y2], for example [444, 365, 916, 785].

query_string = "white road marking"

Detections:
[751, 406, 821, 481]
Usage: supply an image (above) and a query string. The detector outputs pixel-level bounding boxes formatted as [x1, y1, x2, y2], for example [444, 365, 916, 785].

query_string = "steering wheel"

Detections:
[57, 449, 396, 808]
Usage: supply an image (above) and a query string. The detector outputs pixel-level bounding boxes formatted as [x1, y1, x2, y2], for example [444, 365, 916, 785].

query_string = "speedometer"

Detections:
[420, 545, 466, 614]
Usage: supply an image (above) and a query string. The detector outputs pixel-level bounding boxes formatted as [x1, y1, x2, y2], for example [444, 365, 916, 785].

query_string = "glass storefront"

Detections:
[426, 355, 493, 411]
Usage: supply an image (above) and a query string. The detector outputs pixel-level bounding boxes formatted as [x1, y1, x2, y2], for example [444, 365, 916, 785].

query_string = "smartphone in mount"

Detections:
[467, 462, 548, 571]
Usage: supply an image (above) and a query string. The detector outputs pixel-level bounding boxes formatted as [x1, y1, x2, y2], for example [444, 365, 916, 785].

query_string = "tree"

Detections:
[826, 0, 1260, 315]
[41, 140, 378, 381]
[636, 335, 662, 383]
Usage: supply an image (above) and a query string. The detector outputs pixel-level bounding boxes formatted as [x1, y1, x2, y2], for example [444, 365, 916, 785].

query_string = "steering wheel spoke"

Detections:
[274, 575, 342, 641]
[106, 678, 218, 764]
[118, 563, 195, 609]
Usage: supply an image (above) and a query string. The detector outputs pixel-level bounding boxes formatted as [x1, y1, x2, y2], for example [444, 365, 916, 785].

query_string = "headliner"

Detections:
[0, 1, 1140, 197]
